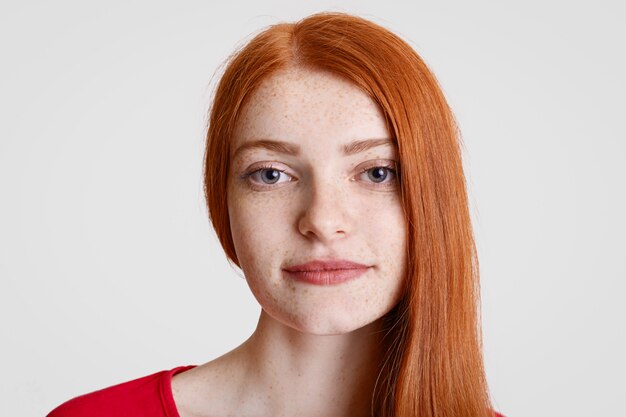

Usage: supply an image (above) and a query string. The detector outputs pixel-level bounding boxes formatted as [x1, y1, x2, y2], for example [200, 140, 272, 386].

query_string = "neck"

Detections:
[230, 309, 387, 417]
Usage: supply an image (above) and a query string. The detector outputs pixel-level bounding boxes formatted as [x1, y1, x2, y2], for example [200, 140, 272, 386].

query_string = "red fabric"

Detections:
[47, 365, 505, 417]
[46, 365, 196, 417]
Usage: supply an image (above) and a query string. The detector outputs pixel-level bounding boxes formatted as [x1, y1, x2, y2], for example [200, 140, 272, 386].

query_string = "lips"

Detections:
[282, 259, 371, 286]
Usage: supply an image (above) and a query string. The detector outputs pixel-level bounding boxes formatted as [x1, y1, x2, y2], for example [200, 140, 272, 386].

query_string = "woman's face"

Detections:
[227, 66, 407, 335]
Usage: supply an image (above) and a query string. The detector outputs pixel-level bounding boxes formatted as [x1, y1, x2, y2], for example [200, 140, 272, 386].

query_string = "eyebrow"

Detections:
[233, 137, 397, 160]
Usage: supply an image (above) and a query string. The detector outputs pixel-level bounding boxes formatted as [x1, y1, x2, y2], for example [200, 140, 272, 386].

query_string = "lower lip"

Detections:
[282, 267, 370, 286]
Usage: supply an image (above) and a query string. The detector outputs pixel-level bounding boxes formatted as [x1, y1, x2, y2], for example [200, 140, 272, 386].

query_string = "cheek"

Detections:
[364, 193, 407, 253]
[227, 188, 292, 277]
[227, 189, 300, 323]
[364, 195, 408, 296]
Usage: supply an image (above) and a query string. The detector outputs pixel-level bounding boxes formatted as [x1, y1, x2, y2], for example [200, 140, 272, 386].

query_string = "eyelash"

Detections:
[241, 162, 399, 190]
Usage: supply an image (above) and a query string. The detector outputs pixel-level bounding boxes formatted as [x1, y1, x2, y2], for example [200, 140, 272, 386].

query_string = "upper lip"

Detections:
[283, 259, 370, 272]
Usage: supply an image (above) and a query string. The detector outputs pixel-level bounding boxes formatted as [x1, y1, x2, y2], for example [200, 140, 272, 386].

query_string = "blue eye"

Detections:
[366, 167, 390, 183]
[357, 164, 397, 186]
[245, 165, 294, 185]
[260, 169, 281, 184]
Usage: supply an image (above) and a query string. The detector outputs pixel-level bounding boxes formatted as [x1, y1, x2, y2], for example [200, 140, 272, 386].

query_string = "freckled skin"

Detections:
[227, 66, 408, 335]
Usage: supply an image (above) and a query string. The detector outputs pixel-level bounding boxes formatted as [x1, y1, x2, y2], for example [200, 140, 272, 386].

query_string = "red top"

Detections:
[47, 365, 505, 417]
[46, 365, 196, 417]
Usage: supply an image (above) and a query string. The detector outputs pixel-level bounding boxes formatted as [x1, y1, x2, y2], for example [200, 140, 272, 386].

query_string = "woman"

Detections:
[48, 11, 504, 417]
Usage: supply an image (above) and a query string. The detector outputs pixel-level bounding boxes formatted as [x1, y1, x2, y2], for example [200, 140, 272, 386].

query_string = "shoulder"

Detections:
[46, 366, 196, 417]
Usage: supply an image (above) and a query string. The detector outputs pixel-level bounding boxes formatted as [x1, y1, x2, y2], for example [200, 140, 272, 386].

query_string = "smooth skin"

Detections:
[172, 66, 408, 417]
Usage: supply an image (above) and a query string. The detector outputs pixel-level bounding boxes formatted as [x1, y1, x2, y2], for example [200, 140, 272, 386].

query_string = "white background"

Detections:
[1, 1, 624, 416]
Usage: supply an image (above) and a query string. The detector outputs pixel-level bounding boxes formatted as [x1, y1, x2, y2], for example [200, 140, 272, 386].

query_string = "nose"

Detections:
[297, 176, 352, 243]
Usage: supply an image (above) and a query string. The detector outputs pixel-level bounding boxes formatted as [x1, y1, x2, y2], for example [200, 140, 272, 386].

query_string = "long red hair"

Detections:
[203, 11, 496, 417]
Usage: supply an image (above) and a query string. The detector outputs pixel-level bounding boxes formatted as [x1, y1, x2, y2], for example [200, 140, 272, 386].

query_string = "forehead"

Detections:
[231, 66, 391, 157]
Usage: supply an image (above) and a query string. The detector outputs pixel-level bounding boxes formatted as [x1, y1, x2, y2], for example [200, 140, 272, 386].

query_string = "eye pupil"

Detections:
[368, 167, 388, 183]
[262, 169, 280, 184]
